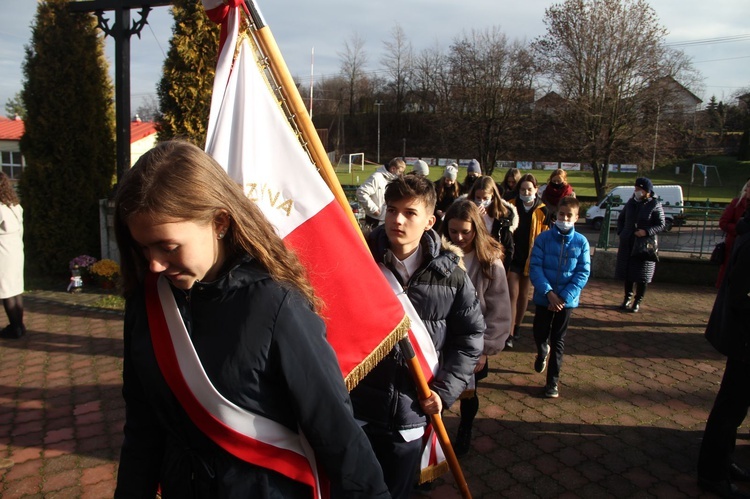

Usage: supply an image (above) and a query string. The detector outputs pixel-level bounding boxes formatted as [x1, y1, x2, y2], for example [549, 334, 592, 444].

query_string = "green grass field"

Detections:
[337, 155, 750, 204]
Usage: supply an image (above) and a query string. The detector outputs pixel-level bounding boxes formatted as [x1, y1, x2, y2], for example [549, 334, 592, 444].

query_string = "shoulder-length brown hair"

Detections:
[467, 175, 508, 219]
[0, 173, 19, 207]
[114, 140, 321, 310]
[442, 199, 504, 279]
[501, 168, 521, 192]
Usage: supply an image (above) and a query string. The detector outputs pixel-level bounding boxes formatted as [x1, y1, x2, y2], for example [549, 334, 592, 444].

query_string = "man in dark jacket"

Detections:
[351, 175, 485, 499]
[698, 208, 750, 498]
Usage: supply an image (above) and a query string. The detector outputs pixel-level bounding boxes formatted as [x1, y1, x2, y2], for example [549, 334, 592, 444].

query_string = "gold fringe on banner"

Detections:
[419, 460, 450, 484]
[344, 314, 410, 392]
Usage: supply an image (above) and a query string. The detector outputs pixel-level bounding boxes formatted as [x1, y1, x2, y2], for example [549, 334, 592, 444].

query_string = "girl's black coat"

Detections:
[115, 257, 389, 498]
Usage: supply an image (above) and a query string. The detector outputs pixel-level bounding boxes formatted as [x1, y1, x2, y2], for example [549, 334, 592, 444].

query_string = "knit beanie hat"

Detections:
[467, 159, 481, 175]
[443, 165, 458, 181]
[634, 177, 654, 194]
[413, 160, 429, 176]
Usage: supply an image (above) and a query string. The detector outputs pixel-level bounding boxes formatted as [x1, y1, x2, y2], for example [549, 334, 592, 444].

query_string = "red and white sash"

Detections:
[144, 272, 323, 498]
[377, 264, 447, 481]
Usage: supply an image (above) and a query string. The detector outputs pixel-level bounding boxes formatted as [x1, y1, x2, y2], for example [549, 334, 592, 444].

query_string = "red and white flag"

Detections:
[201, 0, 447, 486]
[202, 2, 406, 388]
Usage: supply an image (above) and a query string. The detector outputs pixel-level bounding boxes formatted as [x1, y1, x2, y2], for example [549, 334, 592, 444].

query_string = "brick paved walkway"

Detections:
[0, 279, 740, 498]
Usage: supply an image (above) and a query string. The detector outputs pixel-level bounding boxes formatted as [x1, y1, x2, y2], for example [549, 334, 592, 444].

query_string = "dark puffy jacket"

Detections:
[115, 257, 389, 499]
[350, 227, 485, 431]
[615, 196, 665, 283]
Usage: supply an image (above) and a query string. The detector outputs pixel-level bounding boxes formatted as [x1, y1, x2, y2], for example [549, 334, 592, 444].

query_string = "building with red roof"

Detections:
[0, 115, 157, 181]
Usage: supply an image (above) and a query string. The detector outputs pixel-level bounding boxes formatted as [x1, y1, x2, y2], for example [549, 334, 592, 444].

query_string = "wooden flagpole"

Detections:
[241, 1, 363, 241]
[241, 3, 471, 497]
[399, 339, 472, 499]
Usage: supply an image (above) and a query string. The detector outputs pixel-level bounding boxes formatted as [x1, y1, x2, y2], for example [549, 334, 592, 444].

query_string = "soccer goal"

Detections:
[691, 163, 722, 187]
[335, 153, 365, 174]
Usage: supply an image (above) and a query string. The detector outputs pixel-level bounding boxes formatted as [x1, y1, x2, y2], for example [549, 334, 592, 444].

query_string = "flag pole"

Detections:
[243, 0, 362, 240]
[242, 4, 471, 496]
[399, 338, 472, 499]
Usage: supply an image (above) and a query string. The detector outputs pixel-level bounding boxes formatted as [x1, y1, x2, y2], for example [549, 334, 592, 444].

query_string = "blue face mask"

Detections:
[555, 220, 575, 232]
[519, 194, 535, 204]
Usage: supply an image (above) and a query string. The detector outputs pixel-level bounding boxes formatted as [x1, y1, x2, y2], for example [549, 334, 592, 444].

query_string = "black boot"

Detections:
[454, 425, 472, 456]
[629, 297, 643, 313]
[619, 292, 634, 310]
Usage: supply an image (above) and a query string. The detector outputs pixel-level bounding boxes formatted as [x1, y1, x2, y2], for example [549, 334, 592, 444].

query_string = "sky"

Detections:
[1, 0, 749, 118]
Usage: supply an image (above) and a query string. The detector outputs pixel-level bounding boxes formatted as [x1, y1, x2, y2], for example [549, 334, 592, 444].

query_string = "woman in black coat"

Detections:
[697, 209, 750, 496]
[614, 177, 665, 313]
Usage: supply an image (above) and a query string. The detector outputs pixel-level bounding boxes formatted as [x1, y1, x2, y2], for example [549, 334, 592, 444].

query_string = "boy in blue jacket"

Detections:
[529, 196, 590, 398]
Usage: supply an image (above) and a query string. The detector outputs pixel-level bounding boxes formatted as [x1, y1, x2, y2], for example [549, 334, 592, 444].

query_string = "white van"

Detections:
[585, 185, 684, 232]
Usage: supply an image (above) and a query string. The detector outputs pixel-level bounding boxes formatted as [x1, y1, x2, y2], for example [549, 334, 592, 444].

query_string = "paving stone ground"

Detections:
[0, 279, 743, 498]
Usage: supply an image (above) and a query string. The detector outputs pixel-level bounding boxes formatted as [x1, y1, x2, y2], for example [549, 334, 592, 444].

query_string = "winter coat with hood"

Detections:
[356, 165, 397, 222]
[115, 256, 389, 499]
[615, 195, 665, 284]
[462, 250, 512, 356]
[350, 227, 485, 431]
[529, 224, 591, 309]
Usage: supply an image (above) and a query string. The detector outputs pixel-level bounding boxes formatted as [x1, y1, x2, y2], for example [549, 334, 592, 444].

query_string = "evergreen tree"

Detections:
[19, 0, 116, 275]
[4, 92, 26, 120]
[157, 0, 220, 145]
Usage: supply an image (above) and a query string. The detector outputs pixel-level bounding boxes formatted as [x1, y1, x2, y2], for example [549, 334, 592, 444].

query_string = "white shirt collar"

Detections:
[390, 245, 423, 284]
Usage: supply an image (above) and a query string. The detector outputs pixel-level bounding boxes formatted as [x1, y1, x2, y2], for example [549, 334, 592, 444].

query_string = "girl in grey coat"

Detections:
[443, 200, 512, 456]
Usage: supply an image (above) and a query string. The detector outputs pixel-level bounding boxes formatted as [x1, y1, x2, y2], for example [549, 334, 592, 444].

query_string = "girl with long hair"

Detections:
[467, 175, 518, 268]
[113, 140, 388, 498]
[506, 174, 548, 349]
[500, 168, 521, 201]
[442, 199, 511, 456]
[0, 173, 24, 339]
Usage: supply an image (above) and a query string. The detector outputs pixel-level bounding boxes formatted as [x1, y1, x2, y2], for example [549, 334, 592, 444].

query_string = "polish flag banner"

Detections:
[202, 2, 406, 387]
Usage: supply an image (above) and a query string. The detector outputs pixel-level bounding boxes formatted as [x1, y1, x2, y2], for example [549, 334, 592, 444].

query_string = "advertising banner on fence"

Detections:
[437, 158, 458, 167]
[560, 162, 581, 171]
[620, 164, 638, 173]
[495, 160, 515, 170]
[536, 161, 559, 170]
[608, 164, 619, 172]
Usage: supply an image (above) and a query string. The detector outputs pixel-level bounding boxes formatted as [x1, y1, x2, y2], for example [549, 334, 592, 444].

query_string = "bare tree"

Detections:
[381, 24, 413, 113]
[447, 27, 537, 173]
[411, 43, 445, 113]
[535, 0, 697, 199]
[135, 95, 161, 122]
[338, 32, 368, 116]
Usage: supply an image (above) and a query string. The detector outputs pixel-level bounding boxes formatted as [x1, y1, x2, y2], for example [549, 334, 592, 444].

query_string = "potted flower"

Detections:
[68, 255, 98, 289]
[89, 259, 120, 289]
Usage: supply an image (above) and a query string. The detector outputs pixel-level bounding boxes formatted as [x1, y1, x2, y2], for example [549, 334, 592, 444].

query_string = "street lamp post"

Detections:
[375, 101, 383, 164]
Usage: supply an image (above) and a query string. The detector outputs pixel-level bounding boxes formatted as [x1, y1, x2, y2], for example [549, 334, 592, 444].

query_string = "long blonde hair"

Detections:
[442, 199, 504, 279]
[114, 140, 321, 310]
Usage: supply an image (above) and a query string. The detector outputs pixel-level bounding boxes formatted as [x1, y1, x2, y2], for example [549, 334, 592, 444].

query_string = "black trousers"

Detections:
[363, 426, 422, 499]
[533, 306, 572, 387]
[698, 356, 750, 481]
